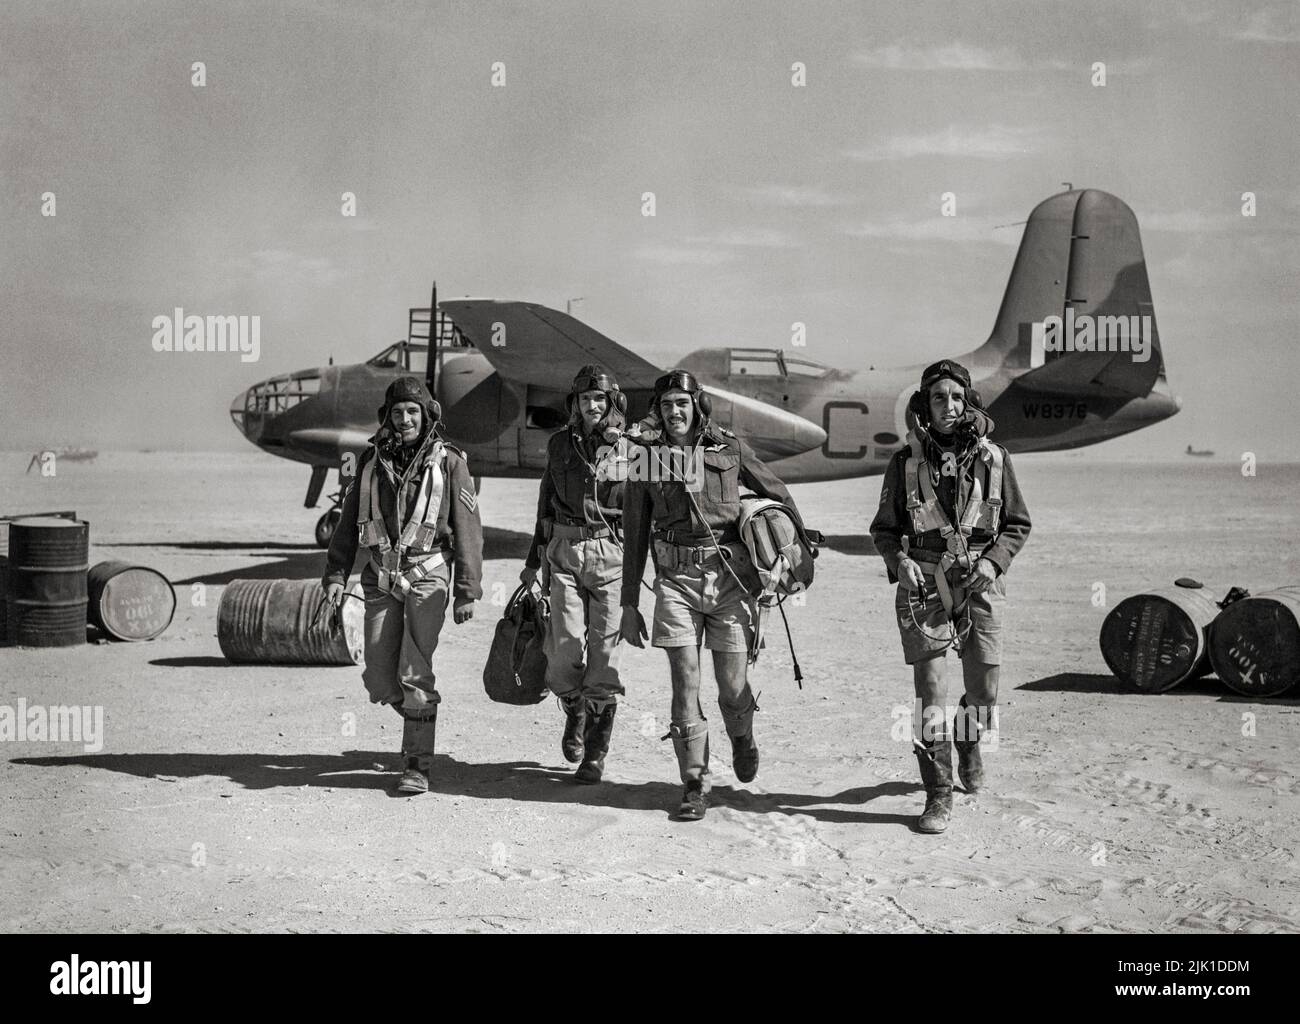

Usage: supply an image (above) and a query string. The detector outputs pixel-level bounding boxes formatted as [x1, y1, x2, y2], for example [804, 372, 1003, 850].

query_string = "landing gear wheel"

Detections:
[315, 507, 342, 548]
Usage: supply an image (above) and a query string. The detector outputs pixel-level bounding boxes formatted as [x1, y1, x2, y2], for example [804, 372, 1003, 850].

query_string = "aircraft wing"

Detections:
[438, 300, 664, 391]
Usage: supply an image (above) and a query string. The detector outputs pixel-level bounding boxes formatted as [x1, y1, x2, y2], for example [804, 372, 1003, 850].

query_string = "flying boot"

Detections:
[574, 699, 616, 784]
[913, 735, 953, 833]
[397, 707, 438, 795]
[559, 691, 587, 764]
[952, 694, 989, 793]
[719, 690, 760, 784]
[667, 720, 711, 820]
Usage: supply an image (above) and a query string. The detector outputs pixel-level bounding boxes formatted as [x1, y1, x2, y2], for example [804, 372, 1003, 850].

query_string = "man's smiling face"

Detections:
[658, 391, 694, 440]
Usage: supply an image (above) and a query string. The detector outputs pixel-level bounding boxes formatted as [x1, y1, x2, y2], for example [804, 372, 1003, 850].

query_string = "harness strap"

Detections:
[374, 550, 446, 602]
[357, 442, 447, 562]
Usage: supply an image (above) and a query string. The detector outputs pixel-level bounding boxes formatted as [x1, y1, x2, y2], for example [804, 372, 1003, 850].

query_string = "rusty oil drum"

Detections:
[1208, 585, 1300, 697]
[217, 578, 364, 665]
[1099, 583, 1220, 693]
[87, 561, 176, 641]
[4, 517, 90, 647]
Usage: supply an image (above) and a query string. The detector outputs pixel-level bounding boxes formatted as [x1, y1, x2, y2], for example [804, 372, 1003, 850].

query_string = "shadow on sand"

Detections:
[1018, 671, 1297, 703]
[148, 656, 232, 668]
[112, 527, 534, 588]
[10, 750, 923, 824]
[816, 534, 879, 556]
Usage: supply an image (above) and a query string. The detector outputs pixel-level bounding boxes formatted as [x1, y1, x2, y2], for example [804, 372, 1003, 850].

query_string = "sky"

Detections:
[2, 0, 1297, 459]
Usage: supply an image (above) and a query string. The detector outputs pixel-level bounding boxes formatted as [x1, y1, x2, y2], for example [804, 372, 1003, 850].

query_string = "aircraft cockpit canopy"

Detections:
[728, 348, 830, 379]
[367, 342, 428, 375]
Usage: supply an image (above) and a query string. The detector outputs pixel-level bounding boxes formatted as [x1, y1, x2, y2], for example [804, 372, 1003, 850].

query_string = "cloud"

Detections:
[845, 124, 1046, 161]
[223, 249, 349, 285]
[1234, 6, 1300, 42]
[841, 215, 1021, 245]
[687, 228, 801, 248]
[730, 184, 848, 208]
[632, 244, 734, 266]
[633, 227, 801, 266]
[850, 41, 1069, 72]
[1143, 210, 1244, 233]
[1162, 2, 1300, 43]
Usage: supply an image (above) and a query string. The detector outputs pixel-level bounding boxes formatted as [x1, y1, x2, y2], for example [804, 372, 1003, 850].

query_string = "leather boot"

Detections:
[559, 692, 586, 764]
[719, 690, 760, 784]
[913, 737, 953, 833]
[952, 695, 987, 794]
[678, 780, 708, 821]
[574, 701, 615, 784]
[397, 709, 437, 795]
[668, 720, 711, 820]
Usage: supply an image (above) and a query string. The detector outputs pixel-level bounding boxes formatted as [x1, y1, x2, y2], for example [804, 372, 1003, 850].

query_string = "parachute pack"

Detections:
[737, 497, 818, 600]
[733, 496, 822, 684]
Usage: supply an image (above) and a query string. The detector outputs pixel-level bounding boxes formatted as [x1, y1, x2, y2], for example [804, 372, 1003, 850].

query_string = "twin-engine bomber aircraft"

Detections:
[230, 188, 1181, 545]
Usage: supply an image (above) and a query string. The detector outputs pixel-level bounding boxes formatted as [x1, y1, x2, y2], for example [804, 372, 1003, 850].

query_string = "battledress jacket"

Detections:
[525, 424, 627, 570]
[869, 432, 1031, 583]
[620, 423, 801, 610]
[322, 437, 484, 602]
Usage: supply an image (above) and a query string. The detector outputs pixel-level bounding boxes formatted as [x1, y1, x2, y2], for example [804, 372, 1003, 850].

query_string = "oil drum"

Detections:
[217, 578, 363, 665]
[4, 517, 90, 647]
[87, 561, 176, 641]
[1099, 582, 1219, 693]
[1208, 585, 1300, 697]
[0, 555, 8, 646]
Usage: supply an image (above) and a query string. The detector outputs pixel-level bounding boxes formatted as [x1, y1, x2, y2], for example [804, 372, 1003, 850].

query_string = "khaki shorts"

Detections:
[652, 561, 754, 653]
[895, 571, 1006, 665]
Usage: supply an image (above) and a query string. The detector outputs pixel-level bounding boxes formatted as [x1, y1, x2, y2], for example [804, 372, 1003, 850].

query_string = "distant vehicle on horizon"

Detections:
[1185, 445, 1214, 457]
[230, 188, 1184, 545]
[25, 447, 98, 473]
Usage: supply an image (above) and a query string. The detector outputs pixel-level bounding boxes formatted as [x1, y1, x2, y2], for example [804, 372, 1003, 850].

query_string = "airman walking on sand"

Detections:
[322, 376, 484, 795]
[521, 365, 629, 784]
[870, 360, 1031, 834]
[620, 370, 805, 821]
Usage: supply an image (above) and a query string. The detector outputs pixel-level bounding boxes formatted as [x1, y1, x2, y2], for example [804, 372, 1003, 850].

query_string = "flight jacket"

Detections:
[620, 422, 800, 610]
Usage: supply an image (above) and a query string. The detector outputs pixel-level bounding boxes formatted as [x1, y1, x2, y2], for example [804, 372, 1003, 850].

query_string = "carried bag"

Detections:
[737, 497, 819, 599]
[482, 582, 550, 705]
[734, 496, 822, 685]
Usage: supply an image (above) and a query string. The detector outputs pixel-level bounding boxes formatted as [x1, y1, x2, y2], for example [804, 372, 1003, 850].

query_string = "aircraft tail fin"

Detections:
[973, 189, 1164, 397]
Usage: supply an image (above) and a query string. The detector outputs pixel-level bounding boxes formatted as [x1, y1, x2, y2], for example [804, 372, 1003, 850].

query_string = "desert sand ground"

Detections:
[1, 452, 1297, 933]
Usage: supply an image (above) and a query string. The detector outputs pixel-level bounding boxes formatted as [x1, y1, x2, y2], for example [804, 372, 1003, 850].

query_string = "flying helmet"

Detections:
[566, 363, 627, 419]
[651, 368, 713, 424]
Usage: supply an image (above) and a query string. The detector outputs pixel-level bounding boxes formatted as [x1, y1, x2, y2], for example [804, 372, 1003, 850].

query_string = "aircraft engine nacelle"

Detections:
[702, 384, 827, 460]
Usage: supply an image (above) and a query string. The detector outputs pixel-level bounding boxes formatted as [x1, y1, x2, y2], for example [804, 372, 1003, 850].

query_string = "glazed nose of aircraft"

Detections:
[230, 387, 264, 444]
[230, 372, 323, 447]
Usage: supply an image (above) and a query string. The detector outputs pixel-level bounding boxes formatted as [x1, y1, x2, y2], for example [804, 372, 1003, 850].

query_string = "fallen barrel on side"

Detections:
[87, 561, 177, 641]
[1099, 582, 1220, 693]
[4, 517, 90, 647]
[1208, 585, 1300, 698]
[218, 578, 363, 665]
